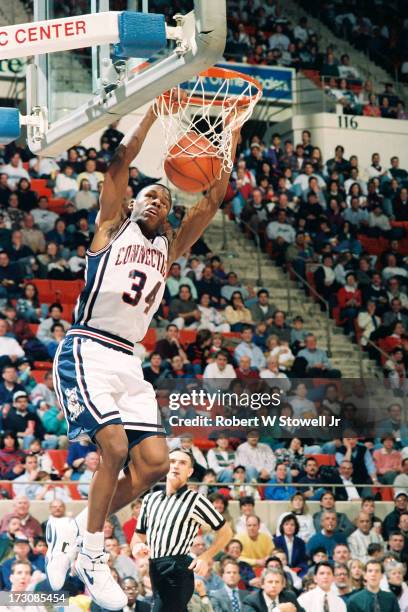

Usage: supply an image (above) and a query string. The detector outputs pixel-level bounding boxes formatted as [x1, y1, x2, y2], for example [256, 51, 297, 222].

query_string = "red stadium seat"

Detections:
[33, 361, 52, 370]
[312, 379, 342, 393]
[305, 454, 335, 467]
[31, 370, 46, 383]
[59, 303, 74, 322]
[30, 279, 55, 303]
[141, 328, 157, 351]
[48, 450, 68, 476]
[49, 280, 83, 305]
[0, 482, 14, 499]
[28, 323, 39, 334]
[48, 198, 67, 214]
[192, 438, 215, 450]
[31, 179, 53, 199]
[179, 329, 197, 345]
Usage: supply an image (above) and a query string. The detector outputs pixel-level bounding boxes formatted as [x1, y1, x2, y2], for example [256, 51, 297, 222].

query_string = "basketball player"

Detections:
[46, 99, 241, 609]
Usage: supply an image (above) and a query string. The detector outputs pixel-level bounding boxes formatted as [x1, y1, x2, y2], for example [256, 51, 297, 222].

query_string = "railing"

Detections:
[0, 479, 400, 496]
[287, 261, 332, 357]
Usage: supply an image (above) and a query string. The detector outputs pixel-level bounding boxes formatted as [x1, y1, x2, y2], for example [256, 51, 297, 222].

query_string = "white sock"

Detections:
[82, 530, 104, 558]
[75, 508, 88, 536]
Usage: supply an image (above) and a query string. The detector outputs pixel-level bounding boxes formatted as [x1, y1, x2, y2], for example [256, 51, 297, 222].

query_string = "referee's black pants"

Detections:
[149, 554, 194, 612]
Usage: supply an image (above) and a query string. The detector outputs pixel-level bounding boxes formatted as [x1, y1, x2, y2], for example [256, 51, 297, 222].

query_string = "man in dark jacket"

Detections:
[2, 391, 45, 447]
[243, 567, 304, 611]
[383, 493, 408, 540]
[249, 290, 276, 326]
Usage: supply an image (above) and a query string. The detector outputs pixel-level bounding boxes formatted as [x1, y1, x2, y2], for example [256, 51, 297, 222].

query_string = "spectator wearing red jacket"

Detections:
[229, 166, 254, 220]
[382, 321, 406, 355]
[337, 272, 362, 335]
[122, 499, 142, 544]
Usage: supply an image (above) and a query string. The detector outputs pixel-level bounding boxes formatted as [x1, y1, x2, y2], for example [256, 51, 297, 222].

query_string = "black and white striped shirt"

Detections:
[136, 485, 225, 559]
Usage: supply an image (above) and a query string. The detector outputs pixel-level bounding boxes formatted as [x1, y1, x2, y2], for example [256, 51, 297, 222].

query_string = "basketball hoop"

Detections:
[154, 67, 262, 176]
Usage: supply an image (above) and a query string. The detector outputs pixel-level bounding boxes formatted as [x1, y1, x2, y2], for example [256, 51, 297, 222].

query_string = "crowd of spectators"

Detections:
[222, 129, 408, 387]
[2, 443, 408, 610]
[1, 3, 408, 604]
[146, 0, 408, 122]
[222, 1, 407, 121]
[297, 0, 408, 83]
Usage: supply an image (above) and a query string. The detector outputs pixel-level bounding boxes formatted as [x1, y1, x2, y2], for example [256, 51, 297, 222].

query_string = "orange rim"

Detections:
[159, 66, 262, 109]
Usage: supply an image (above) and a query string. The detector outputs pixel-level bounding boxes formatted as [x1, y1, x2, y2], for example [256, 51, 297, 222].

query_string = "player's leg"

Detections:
[75, 434, 169, 529]
[74, 423, 129, 609]
[85, 423, 129, 531]
[111, 434, 169, 512]
[47, 339, 127, 607]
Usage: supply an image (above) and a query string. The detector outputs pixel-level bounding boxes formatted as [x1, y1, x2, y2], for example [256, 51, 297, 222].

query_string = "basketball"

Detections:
[164, 130, 222, 193]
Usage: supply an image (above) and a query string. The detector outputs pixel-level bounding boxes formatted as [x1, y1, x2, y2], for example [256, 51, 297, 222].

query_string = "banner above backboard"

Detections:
[183, 62, 295, 104]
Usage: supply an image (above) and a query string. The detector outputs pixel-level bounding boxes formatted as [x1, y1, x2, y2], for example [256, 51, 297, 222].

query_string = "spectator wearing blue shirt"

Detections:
[265, 464, 296, 501]
[67, 439, 97, 480]
[297, 334, 341, 378]
[343, 197, 369, 228]
[234, 326, 266, 370]
[0, 537, 40, 591]
[306, 510, 347, 559]
[0, 365, 24, 409]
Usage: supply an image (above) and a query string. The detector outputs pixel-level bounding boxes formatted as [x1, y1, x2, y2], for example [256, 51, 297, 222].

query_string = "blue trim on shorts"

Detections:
[67, 326, 134, 355]
[55, 334, 122, 442]
[126, 430, 166, 450]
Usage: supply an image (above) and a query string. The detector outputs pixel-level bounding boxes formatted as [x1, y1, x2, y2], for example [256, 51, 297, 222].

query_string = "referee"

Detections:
[132, 448, 233, 612]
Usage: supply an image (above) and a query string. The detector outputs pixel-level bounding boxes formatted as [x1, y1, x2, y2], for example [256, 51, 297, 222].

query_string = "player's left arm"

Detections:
[188, 522, 233, 575]
[167, 127, 241, 268]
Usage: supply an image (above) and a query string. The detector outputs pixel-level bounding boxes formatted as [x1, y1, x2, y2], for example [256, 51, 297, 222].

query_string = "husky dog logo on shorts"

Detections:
[65, 387, 84, 421]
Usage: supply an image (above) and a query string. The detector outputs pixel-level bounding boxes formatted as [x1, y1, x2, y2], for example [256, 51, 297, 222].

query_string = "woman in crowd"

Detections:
[386, 562, 408, 611]
[37, 241, 72, 280]
[0, 431, 25, 479]
[273, 514, 308, 576]
[74, 178, 98, 211]
[337, 272, 362, 335]
[348, 559, 365, 591]
[275, 492, 316, 542]
[224, 291, 253, 332]
[198, 293, 230, 332]
[363, 93, 381, 117]
[16, 178, 38, 213]
[373, 433, 402, 485]
[16, 283, 47, 323]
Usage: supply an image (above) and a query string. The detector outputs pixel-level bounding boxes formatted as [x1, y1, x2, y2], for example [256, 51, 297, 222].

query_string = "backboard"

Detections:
[15, 0, 226, 155]
[33, 0, 104, 125]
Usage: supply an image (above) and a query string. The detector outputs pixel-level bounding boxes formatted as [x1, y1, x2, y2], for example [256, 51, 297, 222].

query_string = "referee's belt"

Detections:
[67, 326, 134, 355]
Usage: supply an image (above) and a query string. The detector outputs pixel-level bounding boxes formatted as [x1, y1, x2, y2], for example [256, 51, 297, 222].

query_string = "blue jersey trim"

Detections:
[86, 218, 131, 257]
[84, 248, 111, 325]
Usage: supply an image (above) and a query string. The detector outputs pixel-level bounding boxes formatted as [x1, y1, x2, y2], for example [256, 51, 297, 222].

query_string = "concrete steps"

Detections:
[201, 211, 380, 378]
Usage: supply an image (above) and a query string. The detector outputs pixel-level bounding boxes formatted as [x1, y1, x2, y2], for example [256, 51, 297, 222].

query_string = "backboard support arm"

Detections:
[0, 0, 226, 155]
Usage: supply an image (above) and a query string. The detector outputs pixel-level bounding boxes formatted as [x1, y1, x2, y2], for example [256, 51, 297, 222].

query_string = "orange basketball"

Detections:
[164, 130, 222, 193]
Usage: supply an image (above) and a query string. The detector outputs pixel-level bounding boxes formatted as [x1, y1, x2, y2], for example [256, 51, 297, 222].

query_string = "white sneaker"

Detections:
[74, 551, 128, 610]
[46, 516, 80, 590]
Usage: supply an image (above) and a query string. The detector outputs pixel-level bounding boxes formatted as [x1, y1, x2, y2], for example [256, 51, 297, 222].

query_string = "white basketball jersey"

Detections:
[73, 219, 168, 344]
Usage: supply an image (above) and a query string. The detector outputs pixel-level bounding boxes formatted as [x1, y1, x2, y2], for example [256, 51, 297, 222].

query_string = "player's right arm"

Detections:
[90, 107, 157, 251]
[131, 531, 149, 557]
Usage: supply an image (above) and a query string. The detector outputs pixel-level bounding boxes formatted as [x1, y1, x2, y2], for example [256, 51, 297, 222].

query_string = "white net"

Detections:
[154, 68, 262, 177]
